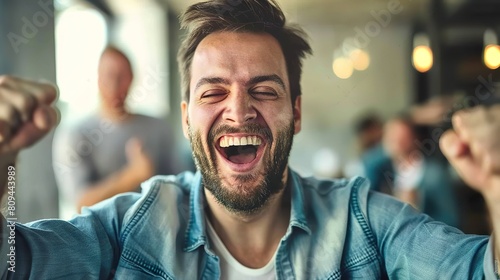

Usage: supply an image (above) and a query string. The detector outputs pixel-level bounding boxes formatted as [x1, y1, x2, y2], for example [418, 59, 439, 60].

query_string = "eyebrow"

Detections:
[247, 75, 286, 91]
[194, 74, 286, 91]
[194, 77, 230, 91]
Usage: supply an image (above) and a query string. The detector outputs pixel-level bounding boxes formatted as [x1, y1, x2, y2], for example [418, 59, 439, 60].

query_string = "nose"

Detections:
[222, 89, 257, 124]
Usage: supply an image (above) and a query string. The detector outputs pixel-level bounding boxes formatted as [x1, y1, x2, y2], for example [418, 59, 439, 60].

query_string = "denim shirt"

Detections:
[1, 169, 497, 279]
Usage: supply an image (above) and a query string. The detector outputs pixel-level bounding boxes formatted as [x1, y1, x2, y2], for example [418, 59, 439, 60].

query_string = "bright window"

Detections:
[55, 2, 108, 121]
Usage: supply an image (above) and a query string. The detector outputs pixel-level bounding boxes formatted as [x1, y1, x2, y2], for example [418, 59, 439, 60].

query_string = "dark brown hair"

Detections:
[178, 0, 312, 103]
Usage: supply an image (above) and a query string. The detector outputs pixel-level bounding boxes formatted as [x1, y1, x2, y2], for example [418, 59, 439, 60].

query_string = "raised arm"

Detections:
[440, 104, 500, 276]
[0, 76, 136, 278]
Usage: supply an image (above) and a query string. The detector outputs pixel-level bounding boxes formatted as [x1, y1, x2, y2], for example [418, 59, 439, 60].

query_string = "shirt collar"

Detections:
[288, 169, 312, 235]
[183, 171, 207, 252]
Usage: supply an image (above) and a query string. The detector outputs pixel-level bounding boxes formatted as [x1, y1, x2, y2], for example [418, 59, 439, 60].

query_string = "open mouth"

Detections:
[217, 135, 263, 165]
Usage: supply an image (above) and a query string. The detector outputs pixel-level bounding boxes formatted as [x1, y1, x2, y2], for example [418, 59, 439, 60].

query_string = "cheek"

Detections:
[188, 106, 219, 140]
[269, 106, 294, 127]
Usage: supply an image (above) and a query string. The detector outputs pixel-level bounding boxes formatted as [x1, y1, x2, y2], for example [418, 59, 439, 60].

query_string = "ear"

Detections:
[181, 101, 190, 139]
[293, 96, 302, 135]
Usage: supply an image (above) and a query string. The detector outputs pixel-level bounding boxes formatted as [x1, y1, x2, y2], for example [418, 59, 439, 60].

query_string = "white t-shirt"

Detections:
[394, 158, 424, 191]
[205, 218, 277, 280]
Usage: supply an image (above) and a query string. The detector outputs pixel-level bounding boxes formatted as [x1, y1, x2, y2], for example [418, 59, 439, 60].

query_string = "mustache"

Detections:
[208, 123, 273, 144]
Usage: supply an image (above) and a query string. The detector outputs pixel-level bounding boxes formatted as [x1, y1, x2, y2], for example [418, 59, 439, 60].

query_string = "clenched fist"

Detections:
[440, 105, 500, 200]
[0, 75, 58, 157]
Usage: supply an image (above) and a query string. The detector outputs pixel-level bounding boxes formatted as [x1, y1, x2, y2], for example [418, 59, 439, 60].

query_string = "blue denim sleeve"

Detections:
[1, 192, 141, 279]
[364, 187, 491, 279]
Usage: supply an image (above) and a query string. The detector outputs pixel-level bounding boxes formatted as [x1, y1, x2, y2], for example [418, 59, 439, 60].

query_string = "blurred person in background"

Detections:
[383, 114, 459, 227]
[353, 97, 463, 194]
[352, 112, 393, 193]
[356, 112, 384, 152]
[52, 46, 179, 214]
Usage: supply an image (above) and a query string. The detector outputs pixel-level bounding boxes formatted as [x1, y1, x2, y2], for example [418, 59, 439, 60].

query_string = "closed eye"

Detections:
[201, 90, 228, 103]
[251, 87, 278, 100]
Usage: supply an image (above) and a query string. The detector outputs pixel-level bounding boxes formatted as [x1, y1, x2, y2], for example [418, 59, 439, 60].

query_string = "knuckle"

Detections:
[0, 104, 18, 125]
[451, 113, 462, 126]
[47, 85, 57, 100]
[4, 105, 17, 120]
[0, 75, 12, 85]
[38, 84, 57, 102]
[19, 94, 36, 111]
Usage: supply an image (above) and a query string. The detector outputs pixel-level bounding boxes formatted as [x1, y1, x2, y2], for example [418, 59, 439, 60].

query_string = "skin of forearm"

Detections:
[485, 198, 500, 262]
[77, 166, 144, 211]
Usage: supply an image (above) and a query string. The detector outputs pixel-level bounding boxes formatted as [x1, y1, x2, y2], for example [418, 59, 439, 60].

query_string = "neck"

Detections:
[205, 174, 291, 268]
[100, 107, 131, 122]
[393, 151, 423, 169]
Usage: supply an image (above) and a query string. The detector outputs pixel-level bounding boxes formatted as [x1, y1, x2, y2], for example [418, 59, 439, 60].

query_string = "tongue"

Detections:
[228, 146, 257, 164]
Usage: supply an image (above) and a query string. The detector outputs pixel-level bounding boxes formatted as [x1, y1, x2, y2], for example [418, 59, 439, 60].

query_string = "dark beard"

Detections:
[188, 121, 294, 215]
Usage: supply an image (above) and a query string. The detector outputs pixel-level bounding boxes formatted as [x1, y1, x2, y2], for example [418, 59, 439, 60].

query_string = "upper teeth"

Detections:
[220, 136, 262, 147]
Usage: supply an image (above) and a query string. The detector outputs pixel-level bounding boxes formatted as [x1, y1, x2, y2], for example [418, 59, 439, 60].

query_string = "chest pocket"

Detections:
[337, 183, 387, 280]
[339, 251, 386, 280]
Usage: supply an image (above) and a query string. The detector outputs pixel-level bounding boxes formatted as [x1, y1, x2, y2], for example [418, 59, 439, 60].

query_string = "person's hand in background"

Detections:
[125, 137, 155, 183]
[76, 138, 156, 211]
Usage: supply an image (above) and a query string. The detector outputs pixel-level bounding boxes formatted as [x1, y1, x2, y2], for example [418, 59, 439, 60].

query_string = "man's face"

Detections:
[97, 51, 133, 110]
[181, 31, 302, 214]
[383, 119, 415, 158]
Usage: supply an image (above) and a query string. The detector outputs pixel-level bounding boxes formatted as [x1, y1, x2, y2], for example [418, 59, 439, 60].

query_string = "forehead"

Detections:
[190, 31, 288, 87]
[99, 51, 130, 69]
[385, 120, 413, 135]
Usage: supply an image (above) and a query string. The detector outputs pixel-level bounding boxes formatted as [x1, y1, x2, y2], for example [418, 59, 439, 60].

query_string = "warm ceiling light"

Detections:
[412, 45, 433, 73]
[349, 49, 370, 71]
[483, 29, 499, 69]
[332, 57, 353, 79]
[484, 44, 500, 70]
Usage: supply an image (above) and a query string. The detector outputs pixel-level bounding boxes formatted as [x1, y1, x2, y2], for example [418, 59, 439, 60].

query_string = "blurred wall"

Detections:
[167, 11, 195, 171]
[0, 1, 13, 74]
[289, 23, 412, 176]
[0, 0, 58, 222]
